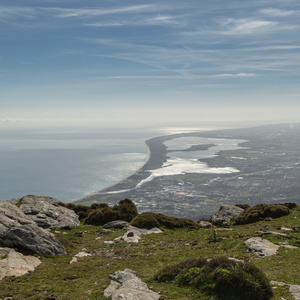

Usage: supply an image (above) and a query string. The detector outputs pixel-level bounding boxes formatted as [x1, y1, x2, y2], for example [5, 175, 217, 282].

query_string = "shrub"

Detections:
[154, 256, 273, 300]
[130, 212, 199, 229]
[84, 207, 119, 226]
[60, 199, 138, 225]
[84, 199, 138, 226]
[116, 198, 138, 222]
[233, 204, 290, 225]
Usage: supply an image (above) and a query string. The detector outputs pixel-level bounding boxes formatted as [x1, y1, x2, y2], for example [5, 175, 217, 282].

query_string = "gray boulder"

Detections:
[103, 220, 129, 229]
[114, 226, 162, 243]
[104, 269, 160, 300]
[17, 195, 80, 229]
[289, 285, 300, 300]
[0, 200, 66, 256]
[210, 204, 244, 226]
[0, 247, 41, 280]
[245, 237, 279, 257]
[199, 221, 214, 228]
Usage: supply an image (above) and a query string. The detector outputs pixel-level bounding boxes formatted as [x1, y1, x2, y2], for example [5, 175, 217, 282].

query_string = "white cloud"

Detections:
[260, 8, 296, 17]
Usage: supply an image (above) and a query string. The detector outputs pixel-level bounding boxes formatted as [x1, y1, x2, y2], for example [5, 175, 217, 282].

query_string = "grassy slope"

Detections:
[0, 206, 299, 300]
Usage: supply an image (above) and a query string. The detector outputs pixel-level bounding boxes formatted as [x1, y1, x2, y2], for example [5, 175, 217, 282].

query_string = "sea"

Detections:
[0, 125, 222, 202]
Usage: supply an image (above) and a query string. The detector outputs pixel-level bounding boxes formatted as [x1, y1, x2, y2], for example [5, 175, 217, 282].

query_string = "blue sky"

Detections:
[1, 0, 300, 127]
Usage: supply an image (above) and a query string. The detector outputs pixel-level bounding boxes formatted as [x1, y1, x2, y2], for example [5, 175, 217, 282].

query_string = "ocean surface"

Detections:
[0, 126, 220, 202]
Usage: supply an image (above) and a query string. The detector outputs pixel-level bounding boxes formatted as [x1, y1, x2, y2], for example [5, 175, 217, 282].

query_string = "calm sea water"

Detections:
[0, 126, 219, 202]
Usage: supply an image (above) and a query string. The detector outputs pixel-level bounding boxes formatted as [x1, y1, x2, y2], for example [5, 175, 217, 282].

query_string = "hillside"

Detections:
[0, 200, 299, 300]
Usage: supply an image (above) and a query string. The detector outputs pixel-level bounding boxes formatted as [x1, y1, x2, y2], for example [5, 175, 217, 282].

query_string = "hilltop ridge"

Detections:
[0, 196, 299, 299]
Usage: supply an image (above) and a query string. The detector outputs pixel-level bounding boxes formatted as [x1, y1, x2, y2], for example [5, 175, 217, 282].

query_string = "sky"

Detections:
[1, 0, 300, 128]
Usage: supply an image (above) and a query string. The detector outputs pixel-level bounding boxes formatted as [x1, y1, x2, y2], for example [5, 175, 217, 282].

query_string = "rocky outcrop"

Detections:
[104, 269, 160, 300]
[0, 247, 41, 280]
[0, 200, 66, 256]
[17, 195, 80, 229]
[245, 237, 279, 257]
[114, 226, 163, 243]
[210, 204, 244, 226]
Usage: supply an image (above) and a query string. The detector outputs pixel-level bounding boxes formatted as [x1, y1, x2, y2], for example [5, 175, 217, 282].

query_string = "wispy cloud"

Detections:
[84, 22, 124, 27]
[0, 6, 35, 19]
[259, 8, 296, 17]
[50, 5, 156, 18]
[106, 73, 259, 80]
[212, 73, 257, 78]
[84, 15, 180, 27]
[219, 18, 277, 35]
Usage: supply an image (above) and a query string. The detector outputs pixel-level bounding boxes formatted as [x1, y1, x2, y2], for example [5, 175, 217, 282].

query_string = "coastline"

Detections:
[75, 129, 245, 203]
[73, 123, 300, 221]
[75, 133, 175, 200]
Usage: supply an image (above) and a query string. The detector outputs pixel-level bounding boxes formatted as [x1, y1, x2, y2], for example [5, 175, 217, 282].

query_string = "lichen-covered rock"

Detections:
[0, 200, 66, 256]
[104, 269, 160, 300]
[17, 195, 80, 229]
[0, 247, 41, 280]
[210, 204, 244, 226]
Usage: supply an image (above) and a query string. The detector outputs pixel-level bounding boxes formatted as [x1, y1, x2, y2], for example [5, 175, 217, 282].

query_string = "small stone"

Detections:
[104, 241, 115, 245]
[74, 252, 92, 258]
[281, 227, 292, 231]
[259, 230, 289, 238]
[99, 229, 113, 235]
[70, 257, 78, 264]
[270, 281, 287, 286]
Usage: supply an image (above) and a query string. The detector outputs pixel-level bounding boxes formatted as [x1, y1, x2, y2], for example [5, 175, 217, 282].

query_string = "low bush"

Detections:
[130, 212, 199, 229]
[154, 256, 273, 300]
[60, 199, 138, 224]
[84, 198, 138, 225]
[232, 204, 290, 225]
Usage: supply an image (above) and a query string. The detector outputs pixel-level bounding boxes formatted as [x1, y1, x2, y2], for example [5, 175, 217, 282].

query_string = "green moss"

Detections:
[233, 204, 290, 225]
[130, 212, 200, 229]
